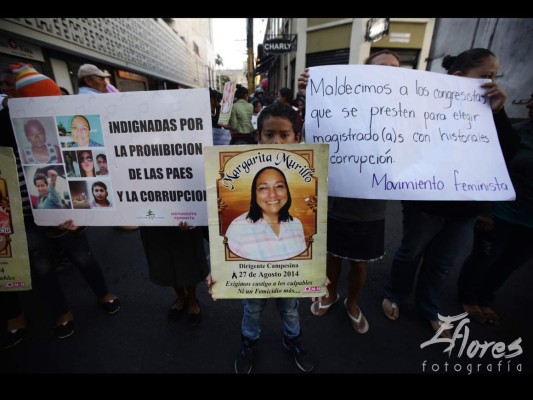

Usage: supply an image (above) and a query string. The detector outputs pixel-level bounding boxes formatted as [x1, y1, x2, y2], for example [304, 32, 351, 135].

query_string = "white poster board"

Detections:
[9, 89, 212, 226]
[305, 65, 515, 201]
[218, 81, 236, 126]
[204, 144, 329, 299]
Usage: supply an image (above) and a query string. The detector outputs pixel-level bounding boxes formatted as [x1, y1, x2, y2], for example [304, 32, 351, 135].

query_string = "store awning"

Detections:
[254, 54, 275, 75]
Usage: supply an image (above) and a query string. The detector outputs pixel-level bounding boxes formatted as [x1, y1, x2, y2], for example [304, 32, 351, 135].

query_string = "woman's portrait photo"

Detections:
[76, 150, 96, 177]
[12, 117, 63, 165]
[95, 152, 109, 176]
[63, 150, 80, 178]
[224, 166, 308, 262]
[56, 114, 104, 148]
[90, 180, 113, 208]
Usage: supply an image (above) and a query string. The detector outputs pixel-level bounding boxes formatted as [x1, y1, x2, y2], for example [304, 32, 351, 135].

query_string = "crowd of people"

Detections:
[1, 48, 531, 375]
[210, 82, 306, 145]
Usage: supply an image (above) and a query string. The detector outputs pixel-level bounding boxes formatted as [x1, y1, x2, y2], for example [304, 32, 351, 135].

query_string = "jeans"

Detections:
[241, 298, 300, 340]
[477, 217, 533, 306]
[457, 219, 493, 304]
[383, 202, 476, 321]
[24, 216, 109, 319]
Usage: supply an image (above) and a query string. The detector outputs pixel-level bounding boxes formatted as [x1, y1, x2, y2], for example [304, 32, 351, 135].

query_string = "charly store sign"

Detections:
[263, 38, 294, 54]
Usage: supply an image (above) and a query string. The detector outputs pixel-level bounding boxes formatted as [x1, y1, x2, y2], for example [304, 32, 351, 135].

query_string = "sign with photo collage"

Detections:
[9, 89, 212, 226]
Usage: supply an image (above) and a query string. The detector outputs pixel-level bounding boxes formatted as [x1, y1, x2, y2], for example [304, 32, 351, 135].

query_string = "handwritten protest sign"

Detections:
[305, 65, 515, 201]
[0, 147, 31, 291]
[205, 144, 328, 299]
[9, 89, 212, 226]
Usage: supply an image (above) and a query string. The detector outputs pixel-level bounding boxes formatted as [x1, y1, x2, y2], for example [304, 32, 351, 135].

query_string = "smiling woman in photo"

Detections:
[226, 166, 306, 261]
[70, 115, 101, 147]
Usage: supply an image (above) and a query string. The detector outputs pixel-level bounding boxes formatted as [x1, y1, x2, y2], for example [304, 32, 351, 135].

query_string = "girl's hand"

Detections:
[206, 273, 217, 300]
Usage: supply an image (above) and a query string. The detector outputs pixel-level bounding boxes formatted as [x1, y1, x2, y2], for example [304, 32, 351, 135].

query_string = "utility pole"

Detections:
[247, 18, 254, 93]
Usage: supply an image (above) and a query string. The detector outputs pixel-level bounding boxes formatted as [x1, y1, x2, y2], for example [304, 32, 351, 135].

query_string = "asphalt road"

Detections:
[2, 200, 532, 374]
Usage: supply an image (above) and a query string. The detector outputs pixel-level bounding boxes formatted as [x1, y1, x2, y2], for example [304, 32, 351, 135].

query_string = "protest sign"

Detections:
[9, 89, 212, 226]
[0, 147, 31, 291]
[305, 65, 515, 201]
[205, 144, 328, 299]
[218, 81, 236, 126]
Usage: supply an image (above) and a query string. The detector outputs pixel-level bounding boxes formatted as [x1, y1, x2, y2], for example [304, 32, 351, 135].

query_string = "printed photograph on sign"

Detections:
[56, 114, 104, 148]
[94, 151, 109, 176]
[76, 150, 97, 177]
[205, 143, 329, 300]
[217, 149, 318, 262]
[24, 165, 71, 210]
[62, 150, 80, 177]
[0, 177, 13, 257]
[0, 148, 31, 291]
[89, 180, 114, 209]
[11, 117, 62, 165]
[69, 180, 90, 209]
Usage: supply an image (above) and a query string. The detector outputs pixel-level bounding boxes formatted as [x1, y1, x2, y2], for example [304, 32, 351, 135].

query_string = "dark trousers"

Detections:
[458, 216, 533, 306]
[25, 217, 109, 319]
[0, 292, 22, 321]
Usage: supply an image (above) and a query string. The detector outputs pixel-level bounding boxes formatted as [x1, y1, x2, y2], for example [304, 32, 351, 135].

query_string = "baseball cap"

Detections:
[78, 64, 111, 79]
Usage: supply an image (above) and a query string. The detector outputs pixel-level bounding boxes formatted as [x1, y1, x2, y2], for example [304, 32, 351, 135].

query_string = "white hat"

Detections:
[78, 64, 111, 79]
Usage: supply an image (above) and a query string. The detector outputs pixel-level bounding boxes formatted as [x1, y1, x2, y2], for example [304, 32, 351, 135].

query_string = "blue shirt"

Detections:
[37, 185, 63, 209]
[71, 139, 102, 147]
[78, 86, 103, 95]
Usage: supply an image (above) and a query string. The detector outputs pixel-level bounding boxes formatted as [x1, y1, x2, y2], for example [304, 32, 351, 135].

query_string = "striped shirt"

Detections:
[226, 213, 307, 261]
[15, 152, 31, 216]
[24, 144, 60, 164]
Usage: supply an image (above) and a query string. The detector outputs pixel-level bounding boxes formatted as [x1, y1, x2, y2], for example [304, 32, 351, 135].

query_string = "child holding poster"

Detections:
[208, 102, 315, 374]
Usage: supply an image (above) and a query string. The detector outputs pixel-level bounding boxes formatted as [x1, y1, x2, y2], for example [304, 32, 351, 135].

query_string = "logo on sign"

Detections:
[264, 38, 293, 54]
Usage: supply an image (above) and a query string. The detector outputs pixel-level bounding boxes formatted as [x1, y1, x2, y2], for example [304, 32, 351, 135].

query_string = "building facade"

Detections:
[0, 18, 216, 94]
[426, 18, 533, 120]
[256, 18, 435, 100]
[257, 17, 532, 120]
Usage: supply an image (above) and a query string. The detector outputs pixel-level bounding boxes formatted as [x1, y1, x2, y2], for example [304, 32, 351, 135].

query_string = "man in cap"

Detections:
[77, 64, 111, 94]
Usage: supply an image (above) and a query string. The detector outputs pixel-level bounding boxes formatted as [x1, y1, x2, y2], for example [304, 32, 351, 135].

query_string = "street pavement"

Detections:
[1, 200, 532, 374]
